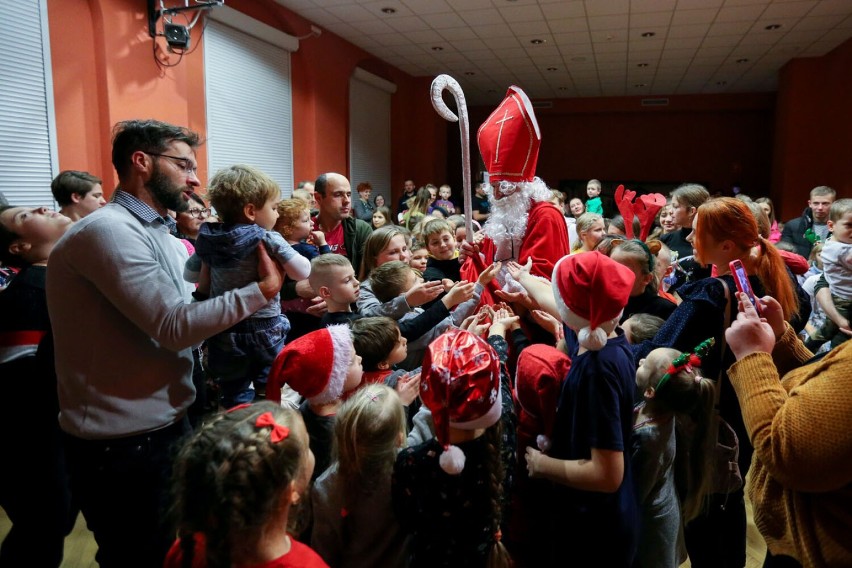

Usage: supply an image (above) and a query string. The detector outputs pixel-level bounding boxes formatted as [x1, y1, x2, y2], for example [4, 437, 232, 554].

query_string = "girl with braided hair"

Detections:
[631, 340, 717, 568]
[164, 401, 326, 568]
[392, 316, 518, 568]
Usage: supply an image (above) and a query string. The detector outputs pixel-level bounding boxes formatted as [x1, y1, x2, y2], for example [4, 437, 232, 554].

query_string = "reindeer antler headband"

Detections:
[614, 184, 667, 241]
[654, 337, 715, 391]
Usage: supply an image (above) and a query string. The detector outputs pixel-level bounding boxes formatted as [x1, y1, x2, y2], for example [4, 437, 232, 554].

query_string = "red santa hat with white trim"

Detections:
[551, 251, 635, 351]
[421, 328, 502, 475]
[515, 344, 571, 452]
[266, 325, 354, 405]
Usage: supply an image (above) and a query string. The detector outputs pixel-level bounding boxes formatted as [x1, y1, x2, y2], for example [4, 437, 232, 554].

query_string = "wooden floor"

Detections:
[0, 511, 97, 568]
[0, 496, 766, 568]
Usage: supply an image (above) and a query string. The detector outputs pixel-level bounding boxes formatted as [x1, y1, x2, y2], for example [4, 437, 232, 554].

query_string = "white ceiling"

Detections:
[275, 0, 852, 104]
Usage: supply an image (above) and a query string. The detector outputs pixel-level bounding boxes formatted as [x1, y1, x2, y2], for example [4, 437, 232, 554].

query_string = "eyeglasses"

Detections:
[187, 207, 211, 219]
[146, 153, 198, 176]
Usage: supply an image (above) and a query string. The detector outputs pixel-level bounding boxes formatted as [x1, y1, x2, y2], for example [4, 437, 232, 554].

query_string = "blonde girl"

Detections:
[572, 212, 605, 253]
[632, 342, 716, 568]
[357, 226, 443, 318]
[165, 402, 325, 568]
[402, 187, 432, 231]
[311, 384, 409, 567]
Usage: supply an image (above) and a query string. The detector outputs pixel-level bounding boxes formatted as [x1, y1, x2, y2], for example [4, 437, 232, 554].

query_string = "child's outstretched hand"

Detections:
[395, 371, 421, 406]
[442, 280, 476, 309]
[477, 261, 502, 287]
[309, 230, 327, 247]
[405, 280, 444, 307]
[531, 309, 564, 341]
[506, 256, 533, 282]
[489, 307, 520, 337]
[442, 278, 455, 292]
[525, 446, 545, 478]
[461, 310, 491, 337]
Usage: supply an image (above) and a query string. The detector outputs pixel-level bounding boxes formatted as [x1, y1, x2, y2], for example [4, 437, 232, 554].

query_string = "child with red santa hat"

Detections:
[524, 251, 640, 567]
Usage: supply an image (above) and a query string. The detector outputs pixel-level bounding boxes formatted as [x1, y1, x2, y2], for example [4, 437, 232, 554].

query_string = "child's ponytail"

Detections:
[651, 339, 716, 521]
[754, 236, 798, 320]
[679, 377, 716, 521]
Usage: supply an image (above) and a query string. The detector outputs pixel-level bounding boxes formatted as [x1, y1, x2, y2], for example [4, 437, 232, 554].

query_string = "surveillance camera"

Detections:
[164, 23, 190, 50]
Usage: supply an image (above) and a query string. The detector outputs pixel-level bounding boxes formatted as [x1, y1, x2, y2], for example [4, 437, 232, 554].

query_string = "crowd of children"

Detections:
[4, 162, 851, 568]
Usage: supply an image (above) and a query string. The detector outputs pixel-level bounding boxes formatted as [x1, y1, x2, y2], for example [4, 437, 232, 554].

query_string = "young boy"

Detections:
[350, 316, 422, 411]
[184, 165, 311, 408]
[811, 198, 852, 349]
[585, 179, 604, 216]
[276, 198, 329, 259]
[50, 170, 106, 221]
[421, 218, 462, 284]
[314, 252, 478, 350]
[266, 324, 362, 480]
[371, 260, 499, 371]
[276, 198, 330, 318]
[434, 184, 456, 215]
[409, 241, 429, 273]
[621, 313, 665, 344]
[524, 251, 638, 565]
[310, 254, 361, 326]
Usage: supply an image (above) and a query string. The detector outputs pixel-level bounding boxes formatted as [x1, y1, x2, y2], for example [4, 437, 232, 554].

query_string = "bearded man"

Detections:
[460, 86, 569, 294]
[47, 119, 284, 567]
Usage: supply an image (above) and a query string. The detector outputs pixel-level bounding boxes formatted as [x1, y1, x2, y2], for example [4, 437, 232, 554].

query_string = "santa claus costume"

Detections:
[460, 86, 570, 293]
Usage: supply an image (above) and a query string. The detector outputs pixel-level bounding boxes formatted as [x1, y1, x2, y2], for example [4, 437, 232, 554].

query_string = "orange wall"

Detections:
[46, 0, 447, 203]
[464, 93, 775, 201]
[772, 37, 852, 221]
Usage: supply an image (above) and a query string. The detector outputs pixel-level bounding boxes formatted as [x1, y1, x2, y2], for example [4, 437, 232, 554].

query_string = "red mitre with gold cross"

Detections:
[477, 85, 541, 183]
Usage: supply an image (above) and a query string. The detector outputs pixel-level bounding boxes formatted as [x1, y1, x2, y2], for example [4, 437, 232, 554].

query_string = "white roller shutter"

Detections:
[349, 68, 395, 199]
[0, 0, 59, 208]
[204, 8, 296, 197]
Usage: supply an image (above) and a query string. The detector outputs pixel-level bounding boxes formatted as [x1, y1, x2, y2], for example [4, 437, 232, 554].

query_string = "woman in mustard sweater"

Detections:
[725, 292, 852, 568]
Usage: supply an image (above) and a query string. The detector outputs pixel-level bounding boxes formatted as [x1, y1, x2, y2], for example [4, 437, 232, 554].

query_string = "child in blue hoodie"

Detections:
[185, 165, 310, 407]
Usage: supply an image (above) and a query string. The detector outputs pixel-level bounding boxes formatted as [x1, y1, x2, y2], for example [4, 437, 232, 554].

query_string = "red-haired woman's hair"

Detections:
[695, 198, 797, 319]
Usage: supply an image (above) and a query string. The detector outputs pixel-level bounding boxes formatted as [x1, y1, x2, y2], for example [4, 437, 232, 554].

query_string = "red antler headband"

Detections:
[614, 184, 667, 241]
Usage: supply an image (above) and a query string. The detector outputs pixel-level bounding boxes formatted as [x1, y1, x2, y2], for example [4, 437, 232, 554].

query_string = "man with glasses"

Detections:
[46, 119, 284, 568]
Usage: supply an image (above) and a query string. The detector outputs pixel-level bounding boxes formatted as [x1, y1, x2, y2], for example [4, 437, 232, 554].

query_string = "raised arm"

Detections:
[726, 294, 852, 491]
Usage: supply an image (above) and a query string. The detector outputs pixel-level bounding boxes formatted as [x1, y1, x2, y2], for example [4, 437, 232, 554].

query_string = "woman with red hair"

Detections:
[632, 197, 797, 568]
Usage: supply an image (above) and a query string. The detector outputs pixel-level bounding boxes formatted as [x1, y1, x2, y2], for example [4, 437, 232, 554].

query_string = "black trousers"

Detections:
[684, 490, 747, 568]
[62, 418, 190, 568]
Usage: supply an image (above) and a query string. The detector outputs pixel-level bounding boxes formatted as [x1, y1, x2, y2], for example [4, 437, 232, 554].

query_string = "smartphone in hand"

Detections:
[729, 259, 761, 314]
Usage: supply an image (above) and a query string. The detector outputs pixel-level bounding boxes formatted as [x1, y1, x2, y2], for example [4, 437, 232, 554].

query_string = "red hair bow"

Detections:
[255, 412, 290, 443]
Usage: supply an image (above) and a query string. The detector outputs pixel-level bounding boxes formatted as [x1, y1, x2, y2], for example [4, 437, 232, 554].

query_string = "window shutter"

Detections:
[0, 0, 59, 208]
[349, 68, 395, 201]
[204, 14, 294, 197]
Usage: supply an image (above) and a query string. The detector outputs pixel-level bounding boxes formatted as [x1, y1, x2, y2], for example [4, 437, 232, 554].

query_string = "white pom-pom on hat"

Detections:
[550, 252, 633, 351]
[439, 445, 466, 474]
[577, 325, 608, 351]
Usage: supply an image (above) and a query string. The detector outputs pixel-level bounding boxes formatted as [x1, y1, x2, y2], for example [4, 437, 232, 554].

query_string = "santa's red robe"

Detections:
[461, 200, 570, 302]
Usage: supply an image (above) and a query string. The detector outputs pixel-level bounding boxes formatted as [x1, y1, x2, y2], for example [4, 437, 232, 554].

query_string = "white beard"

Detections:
[481, 177, 552, 291]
